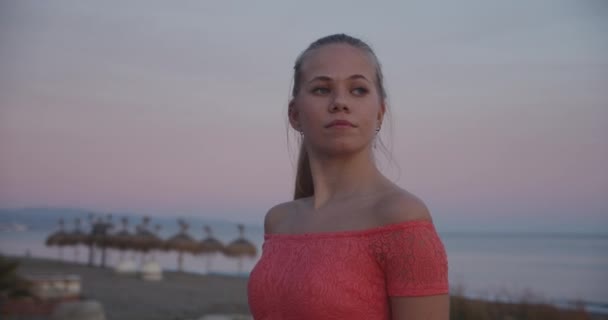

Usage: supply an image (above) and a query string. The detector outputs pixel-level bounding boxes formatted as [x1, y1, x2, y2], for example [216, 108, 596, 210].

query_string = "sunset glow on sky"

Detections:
[1, 1, 606, 232]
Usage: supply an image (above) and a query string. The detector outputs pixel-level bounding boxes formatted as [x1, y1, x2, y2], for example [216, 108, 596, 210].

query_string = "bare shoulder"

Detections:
[373, 188, 433, 226]
[263, 200, 296, 234]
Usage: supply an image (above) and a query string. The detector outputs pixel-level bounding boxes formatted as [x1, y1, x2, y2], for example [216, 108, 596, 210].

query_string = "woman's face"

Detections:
[289, 43, 385, 157]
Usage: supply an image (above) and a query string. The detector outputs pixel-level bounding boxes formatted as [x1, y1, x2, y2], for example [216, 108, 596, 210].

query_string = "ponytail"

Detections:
[293, 143, 314, 199]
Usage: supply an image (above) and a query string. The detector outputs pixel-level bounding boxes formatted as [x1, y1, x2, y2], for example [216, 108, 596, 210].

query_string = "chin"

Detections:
[317, 140, 370, 157]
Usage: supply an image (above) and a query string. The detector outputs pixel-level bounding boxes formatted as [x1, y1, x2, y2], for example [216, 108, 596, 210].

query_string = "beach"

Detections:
[5, 256, 251, 320]
[3, 255, 607, 320]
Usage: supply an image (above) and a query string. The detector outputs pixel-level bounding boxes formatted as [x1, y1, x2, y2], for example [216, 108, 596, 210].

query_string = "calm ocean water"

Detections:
[1, 226, 607, 312]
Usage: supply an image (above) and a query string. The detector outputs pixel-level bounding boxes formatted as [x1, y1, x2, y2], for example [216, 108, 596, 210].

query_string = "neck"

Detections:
[306, 146, 391, 210]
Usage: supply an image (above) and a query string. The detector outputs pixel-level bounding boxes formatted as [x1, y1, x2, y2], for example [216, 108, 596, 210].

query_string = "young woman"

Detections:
[248, 34, 449, 320]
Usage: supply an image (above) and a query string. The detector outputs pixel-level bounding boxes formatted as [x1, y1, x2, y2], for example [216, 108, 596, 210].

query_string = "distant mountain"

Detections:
[0, 208, 91, 231]
[0, 207, 263, 239]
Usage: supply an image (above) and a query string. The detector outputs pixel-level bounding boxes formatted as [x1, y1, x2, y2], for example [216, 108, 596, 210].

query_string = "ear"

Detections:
[288, 99, 301, 131]
[377, 100, 386, 127]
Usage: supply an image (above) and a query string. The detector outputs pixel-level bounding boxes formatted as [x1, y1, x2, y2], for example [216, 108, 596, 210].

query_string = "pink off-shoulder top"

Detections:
[247, 219, 449, 319]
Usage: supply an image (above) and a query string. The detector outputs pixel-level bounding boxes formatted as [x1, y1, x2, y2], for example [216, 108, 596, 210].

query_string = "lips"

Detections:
[325, 120, 356, 128]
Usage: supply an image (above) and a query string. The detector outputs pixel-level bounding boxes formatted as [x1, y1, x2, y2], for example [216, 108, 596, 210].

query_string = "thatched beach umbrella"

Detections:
[108, 217, 133, 262]
[101, 214, 115, 265]
[223, 224, 257, 273]
[200, 225, 223, 254]
[65, 218, 88, 262]
[151, 224, 163, 261]
[199, 225, 224, 273]
[86, 215, 114, 267]
[132, 217, 163, 264]
[45, 218, 69, 261]
[164, 220, 200, 272]
[86, 213, 96, 266]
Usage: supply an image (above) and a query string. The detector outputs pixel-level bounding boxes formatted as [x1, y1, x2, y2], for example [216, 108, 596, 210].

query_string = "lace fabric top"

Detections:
[247, 219, 449, 320]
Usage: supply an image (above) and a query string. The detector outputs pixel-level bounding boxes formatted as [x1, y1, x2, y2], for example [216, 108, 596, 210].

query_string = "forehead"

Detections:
[300, 44, 376, 80]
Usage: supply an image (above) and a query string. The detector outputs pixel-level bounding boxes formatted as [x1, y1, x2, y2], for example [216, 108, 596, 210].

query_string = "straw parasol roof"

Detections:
[108, 217, 133, 251]
[64, 218, 88, 246]
[164, 219, 201, 272]
[86, 217, 113, 248]
[132, 217, 163, 253]
[45, 219, 70, 247]
[199, 225, 224, 254]
[223, 224, 257, 258]
[164, 220, 200, 254]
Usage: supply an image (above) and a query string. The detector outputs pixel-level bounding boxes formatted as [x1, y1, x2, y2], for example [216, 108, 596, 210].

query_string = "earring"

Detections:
[375, 126, 381, 133]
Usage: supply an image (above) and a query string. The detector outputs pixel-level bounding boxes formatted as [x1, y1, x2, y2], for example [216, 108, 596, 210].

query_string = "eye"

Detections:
[311, 87, 330, 95]
[351, 87, 369, 96]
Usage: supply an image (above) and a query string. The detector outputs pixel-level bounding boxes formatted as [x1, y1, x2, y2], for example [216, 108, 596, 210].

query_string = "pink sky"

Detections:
[1, 1, 606, 232]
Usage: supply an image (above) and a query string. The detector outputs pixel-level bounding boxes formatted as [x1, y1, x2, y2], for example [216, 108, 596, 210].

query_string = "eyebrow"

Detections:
[306, 74, 370, 84]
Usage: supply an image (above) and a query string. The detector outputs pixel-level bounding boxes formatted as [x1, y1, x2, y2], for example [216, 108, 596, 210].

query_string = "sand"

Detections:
[9, 256, 251, 320]
[6, 256, 607, 320]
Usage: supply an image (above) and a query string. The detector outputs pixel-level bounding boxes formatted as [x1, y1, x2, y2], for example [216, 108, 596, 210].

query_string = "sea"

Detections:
[1, 221, 607, 314]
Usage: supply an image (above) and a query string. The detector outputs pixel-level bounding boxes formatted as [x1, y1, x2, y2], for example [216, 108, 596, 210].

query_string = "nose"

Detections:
[328, 90, 350, 113]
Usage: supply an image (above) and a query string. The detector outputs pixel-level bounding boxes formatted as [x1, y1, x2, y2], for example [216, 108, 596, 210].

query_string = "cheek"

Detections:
[359, 106, 381, 128]
[296, 99, 326, 123]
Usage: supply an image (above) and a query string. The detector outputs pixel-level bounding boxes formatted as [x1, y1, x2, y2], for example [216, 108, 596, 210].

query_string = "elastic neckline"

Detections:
[264, 219, 433, 240]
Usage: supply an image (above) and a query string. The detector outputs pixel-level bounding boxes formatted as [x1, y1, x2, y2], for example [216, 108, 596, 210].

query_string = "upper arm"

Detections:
[390, 295, 450, 320]
[374, 190, 449, 319]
